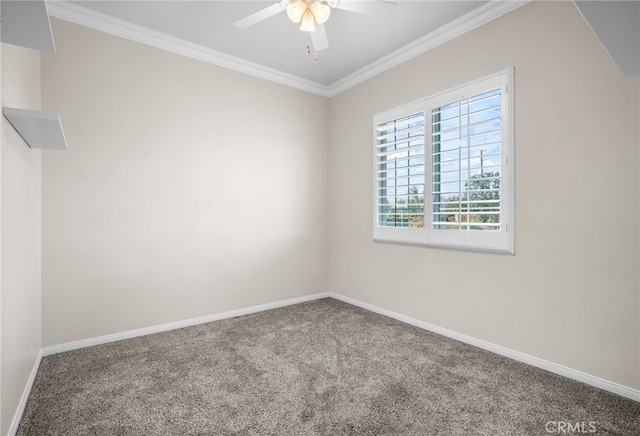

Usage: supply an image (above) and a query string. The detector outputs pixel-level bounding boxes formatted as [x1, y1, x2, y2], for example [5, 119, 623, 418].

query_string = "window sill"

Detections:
[373, 238, 515, 255]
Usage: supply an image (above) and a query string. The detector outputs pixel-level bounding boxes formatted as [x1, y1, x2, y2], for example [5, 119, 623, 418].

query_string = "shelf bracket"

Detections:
[3, 107, 68, 150]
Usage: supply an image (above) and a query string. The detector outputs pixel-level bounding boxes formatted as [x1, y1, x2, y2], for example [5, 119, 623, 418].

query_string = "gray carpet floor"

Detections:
[17, 298, 640, 435]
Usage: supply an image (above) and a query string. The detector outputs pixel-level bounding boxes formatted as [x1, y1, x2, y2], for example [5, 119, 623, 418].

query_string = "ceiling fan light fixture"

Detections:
[299, 8, 316, 32]
[286, 0, 306, 23]
[310, 2, 331, 24]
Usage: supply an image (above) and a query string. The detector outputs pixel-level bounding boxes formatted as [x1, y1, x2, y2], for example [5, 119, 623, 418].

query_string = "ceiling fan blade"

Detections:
[310, 24, 329, 51]
[234, 2, 287, 29]
[331, 0, 397, 15]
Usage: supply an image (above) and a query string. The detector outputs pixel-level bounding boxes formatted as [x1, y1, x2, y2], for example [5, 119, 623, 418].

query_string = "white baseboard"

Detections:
[8, 350, 43, 436]
[42, 292, 329, 356]
[37, 290, 639, 405]
[328, 292, 640, 403]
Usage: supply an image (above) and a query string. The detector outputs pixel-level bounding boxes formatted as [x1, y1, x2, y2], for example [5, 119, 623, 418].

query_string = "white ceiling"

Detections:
[48, 1, 526, 95]
[71, 0, 487, 86]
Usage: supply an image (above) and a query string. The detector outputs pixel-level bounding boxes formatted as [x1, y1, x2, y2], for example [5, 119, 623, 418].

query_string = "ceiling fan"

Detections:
[234, 0, 397, 52]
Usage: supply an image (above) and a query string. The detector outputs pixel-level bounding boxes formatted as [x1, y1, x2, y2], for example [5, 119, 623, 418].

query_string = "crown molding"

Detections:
[327, 0, 529, 96]
[47, 0, 528, 98]
[46, 1, 332, 96]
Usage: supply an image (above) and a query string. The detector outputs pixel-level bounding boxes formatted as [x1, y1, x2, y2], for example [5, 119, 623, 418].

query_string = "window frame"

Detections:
[372, 68, 514, 254]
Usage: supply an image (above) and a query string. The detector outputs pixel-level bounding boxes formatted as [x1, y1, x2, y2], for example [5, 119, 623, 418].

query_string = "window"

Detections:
[373, 69, 514, 253]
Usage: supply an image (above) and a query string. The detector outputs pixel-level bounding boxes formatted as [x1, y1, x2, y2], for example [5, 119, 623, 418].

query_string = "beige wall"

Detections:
[41, 19, 329, 346]
[328, 0, 640, 389]
[1, 43, 42, 436]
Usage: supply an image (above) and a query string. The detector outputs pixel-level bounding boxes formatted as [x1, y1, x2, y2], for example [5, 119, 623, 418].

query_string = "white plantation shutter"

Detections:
[373, 69, 514, 253]
[375, 108, 425, 230]
[431, 87, 502, 231]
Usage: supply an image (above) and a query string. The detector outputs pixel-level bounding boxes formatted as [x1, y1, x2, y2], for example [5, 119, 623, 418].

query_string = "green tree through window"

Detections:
[440, 171, 500, 230]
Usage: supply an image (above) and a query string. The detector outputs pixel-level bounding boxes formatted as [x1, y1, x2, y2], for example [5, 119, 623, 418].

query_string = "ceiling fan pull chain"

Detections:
[306, 42, 319, 63]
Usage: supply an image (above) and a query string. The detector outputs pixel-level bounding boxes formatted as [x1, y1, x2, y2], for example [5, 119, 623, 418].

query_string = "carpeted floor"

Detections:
[17, 298, 640, 435]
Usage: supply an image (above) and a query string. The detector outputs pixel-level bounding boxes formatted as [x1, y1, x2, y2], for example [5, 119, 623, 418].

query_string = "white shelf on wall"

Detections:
[3, 107, 68, 150]
[0, 0, 56, 53]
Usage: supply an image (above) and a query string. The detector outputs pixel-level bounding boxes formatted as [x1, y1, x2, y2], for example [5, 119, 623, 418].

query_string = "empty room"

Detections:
[1, 0, 639, 434]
